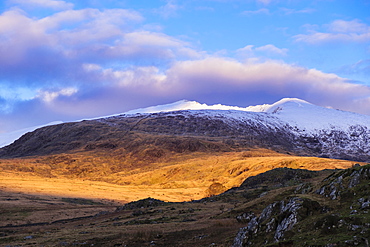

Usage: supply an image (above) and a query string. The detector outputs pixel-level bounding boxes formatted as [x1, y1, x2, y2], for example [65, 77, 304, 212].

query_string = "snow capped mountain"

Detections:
[1, 98, 369, 161]
[253, 98, 370, 134]
[120, 97, 370, 135]
[122, 99, 253, 114]
[116, 97, 370, 161]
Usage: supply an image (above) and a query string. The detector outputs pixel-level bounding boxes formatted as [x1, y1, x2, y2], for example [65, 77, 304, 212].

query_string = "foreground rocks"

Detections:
[232, 164, 370, 247]
[233, 197, 321, 246]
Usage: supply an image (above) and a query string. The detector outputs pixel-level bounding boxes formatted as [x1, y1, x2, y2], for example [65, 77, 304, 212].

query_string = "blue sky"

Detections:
[0, 0, 370, 132]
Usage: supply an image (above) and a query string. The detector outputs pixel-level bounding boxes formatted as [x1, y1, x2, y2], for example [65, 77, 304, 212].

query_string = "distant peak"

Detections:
[245, 98, 314, 113]
[273, 98, 312, 105]
[122, 98, 316, 116]
[123, 100, 206, 115]
[123, 100, 254, 115]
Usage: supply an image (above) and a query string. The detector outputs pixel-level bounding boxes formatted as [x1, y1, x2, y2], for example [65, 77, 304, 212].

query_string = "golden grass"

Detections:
[0, 149, 359, 202]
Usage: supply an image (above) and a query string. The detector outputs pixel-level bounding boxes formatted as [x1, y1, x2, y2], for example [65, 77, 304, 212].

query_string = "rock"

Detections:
[274, 198, 303, 241]
[258, 201, 279, 223]
[236, 212, 256, 223]
[246, 216, 259, 235]
[295, 183, 312, 194]
[317, 166, 370, 200]
[232, 227, 249, 247]
[275, 212, 298, 241]
[361, 201, 370, 210]
[349, 170, 361, 188]
[266, 218, 276, 233]
[233, 197, 317, 246]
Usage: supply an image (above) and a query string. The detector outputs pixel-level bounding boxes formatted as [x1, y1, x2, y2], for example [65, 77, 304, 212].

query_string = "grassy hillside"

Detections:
[0, 149, 357, 202]
[1, 163, 369, 246]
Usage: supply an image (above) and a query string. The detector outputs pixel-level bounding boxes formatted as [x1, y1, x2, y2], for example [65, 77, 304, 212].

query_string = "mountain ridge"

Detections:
[0, 97, 358, 148]
[0, 98, 369, 161]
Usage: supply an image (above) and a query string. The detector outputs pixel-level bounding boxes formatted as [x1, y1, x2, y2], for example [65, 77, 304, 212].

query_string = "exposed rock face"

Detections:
[232, 197, 320, 246]
[233, 165, 370, 246]
[316, 166, 370, 200]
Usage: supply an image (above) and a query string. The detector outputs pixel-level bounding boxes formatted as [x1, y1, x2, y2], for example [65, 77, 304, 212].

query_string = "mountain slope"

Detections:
[0, 98, 369, 161]
[1, 163, 369, 246]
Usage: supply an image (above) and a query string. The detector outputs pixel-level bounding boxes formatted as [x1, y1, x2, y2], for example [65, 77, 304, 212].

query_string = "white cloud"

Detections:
[294, 19, 370, 44]
[236, 44, 288, 57]
[37, 87, 78, 103]
[9, 0, 74, 10]
[124, 31, 187, 48]
[255, 44, 288, 56]
[328, 19, 369, 33]
[242, 8, 269, 15]
[0, 6, 200, 89]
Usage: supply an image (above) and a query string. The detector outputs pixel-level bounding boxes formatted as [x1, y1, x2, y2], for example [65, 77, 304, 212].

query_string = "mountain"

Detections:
[0, 98, 369, 161]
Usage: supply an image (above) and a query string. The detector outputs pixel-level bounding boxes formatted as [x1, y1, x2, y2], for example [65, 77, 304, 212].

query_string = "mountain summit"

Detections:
[0, 98, 369, 161]
[122, 98, 311, 115]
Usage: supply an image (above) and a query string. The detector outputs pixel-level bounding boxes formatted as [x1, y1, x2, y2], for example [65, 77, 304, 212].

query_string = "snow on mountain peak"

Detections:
[121, 98, 317, 116]
[245, 98, 313, 113]
[122, 98, 369, 134]
[123, 100, 253, 114]
[253, 98, 370, 133]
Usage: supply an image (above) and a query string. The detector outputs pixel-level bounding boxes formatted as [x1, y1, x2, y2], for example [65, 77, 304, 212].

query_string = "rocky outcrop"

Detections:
[233, 165, 370, 247]
[233, 197, 321, 247]
[316, 165, 370, 200]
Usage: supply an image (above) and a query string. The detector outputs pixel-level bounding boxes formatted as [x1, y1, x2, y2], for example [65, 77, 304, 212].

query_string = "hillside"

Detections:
[0, 149, 356, 202]
[1, 164, 369, 246]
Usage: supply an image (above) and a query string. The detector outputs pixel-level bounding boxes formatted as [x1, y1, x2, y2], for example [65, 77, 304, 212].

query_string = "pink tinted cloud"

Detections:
[163, 57, 370, 113]
[0, 7, 198, 86]
[57, 57, 370, 116]
[4, 56, 370, 132]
